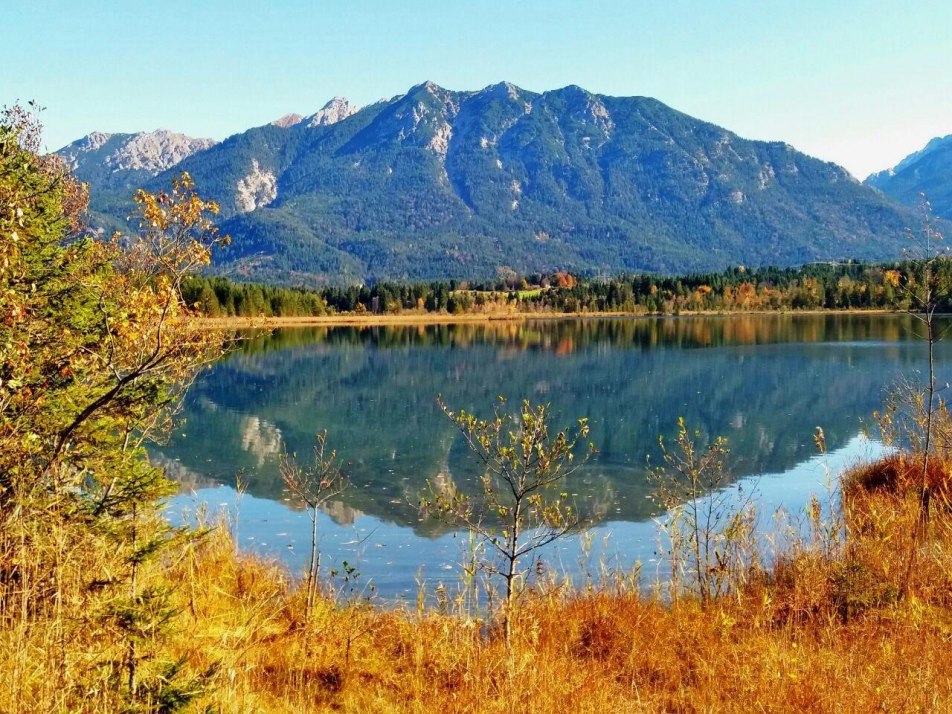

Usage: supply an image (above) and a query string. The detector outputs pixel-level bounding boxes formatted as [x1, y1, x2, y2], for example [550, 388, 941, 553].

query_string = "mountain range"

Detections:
[865, 135, 952, 221]
[59, 81, 934, 285]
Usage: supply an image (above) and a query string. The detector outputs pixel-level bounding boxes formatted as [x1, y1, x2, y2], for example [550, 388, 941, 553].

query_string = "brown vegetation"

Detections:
[9, 467, 952, 713]
[843, 451, 951, 500]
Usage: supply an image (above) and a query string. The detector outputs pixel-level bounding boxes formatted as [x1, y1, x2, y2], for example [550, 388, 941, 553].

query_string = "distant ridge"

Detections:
[59, 129, 216, 181]
[866, 135, 952, 220]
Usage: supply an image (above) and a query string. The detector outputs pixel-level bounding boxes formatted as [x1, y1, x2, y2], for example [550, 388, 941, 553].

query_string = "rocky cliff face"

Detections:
[235, 159, 278, 213]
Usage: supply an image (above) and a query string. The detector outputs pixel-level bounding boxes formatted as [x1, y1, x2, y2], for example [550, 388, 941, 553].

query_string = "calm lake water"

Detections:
[158, 314, 946, 600]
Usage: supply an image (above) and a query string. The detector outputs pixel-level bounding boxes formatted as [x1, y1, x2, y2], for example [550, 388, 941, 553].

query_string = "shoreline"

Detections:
[197, 308, 899, 329]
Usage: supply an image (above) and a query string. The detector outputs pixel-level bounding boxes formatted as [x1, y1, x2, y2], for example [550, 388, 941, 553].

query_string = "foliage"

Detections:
[181, 258, 952, 318]
[0, 103, 227, 710]
[424, 396, 596, 638]
[652, 419, 757, 604]
[280, 430, 349, 619]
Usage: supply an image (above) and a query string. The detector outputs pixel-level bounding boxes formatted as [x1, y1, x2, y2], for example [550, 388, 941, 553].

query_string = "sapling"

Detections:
[280, 431, 349, 619]
[424, 396, 596, 641]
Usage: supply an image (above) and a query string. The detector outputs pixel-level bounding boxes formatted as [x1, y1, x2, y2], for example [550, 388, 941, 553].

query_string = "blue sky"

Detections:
[5, 0, 951, 178]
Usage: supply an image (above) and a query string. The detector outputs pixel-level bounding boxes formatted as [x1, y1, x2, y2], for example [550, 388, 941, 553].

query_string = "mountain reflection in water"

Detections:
[159, 314, 945, 597]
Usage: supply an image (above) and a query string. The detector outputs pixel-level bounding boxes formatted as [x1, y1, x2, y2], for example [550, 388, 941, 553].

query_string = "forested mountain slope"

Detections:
[62, 82, 922, 284]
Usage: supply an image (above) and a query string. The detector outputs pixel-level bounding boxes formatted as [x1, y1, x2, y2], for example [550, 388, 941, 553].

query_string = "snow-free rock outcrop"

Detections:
[58, 130, 217, 178]
[235, 159, 277, 213]
[306, 97, 359, 127]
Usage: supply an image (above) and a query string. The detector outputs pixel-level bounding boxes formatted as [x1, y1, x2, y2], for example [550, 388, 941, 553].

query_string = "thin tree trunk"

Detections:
[691, 472, 705, 605]
[127, 502, 138, 700]
[504, 501, 522, 644]
[920, 313, 936, 529]
[504, 556, 516, 644]
[903, 301, 938, 599]
[306, 509, 320, 619]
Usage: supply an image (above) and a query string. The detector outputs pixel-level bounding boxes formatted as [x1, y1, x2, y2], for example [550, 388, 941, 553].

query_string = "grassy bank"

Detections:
[5, 451, 952, 713]
[174, 483, 952, 714]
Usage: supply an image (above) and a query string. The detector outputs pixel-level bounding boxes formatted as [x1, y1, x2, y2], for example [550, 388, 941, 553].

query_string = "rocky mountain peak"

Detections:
[271, 113, 304, 128]
[481, 81, 525, 102]
[548, 84, 591, 101]
[864, 132, 952, 218]
[306, 97, 359, 128]
[105, 130, 217, 174]
[418, 80, 444, 94]
[57, 131, 119, 170]
[867, 133, 952, 186]
[80, 131, 114, 151]
[405, 81, 459, 106]
[57, 129, 217, 176]
[893, 134, 952, 173]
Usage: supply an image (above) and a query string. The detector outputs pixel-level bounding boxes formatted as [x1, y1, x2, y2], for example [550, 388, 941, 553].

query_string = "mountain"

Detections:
[59, 129, 217, 186]
[271, 113, 304, 128]
[304, 97, 360, 127]
[58, 129, 217, 233]
[866, 135, 952, 220]
[61, 82, 924, 284]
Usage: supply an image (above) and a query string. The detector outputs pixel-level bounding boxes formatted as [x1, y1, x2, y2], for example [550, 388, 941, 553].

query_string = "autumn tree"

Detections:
[875, 197, 952, 597]
[878, 202, 952, 521]
[425, 396, 596, 641]
[651, 419, 756, 604]
[0, 103, 228, 710]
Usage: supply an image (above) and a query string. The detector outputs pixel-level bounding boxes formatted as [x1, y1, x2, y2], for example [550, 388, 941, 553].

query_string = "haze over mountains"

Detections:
[59, 81, 935, 285]
[865, 135, 952, 221]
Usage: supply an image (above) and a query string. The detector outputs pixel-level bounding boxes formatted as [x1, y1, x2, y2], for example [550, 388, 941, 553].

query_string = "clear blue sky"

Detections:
[5, 0, 951, 178]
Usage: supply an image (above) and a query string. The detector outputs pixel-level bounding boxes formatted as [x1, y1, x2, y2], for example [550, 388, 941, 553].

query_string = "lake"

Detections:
[158, 314, 944, 600]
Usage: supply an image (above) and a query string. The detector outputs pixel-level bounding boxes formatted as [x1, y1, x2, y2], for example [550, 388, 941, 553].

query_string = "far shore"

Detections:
[197, 307, 899, 329]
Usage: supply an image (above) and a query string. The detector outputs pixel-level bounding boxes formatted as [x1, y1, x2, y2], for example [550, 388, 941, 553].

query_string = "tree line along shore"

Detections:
[183, 260, 952, 322]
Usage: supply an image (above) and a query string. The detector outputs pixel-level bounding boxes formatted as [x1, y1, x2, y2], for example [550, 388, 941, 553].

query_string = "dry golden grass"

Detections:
[178, 463, 952, 713]
[6, 454, 952, 712]
[165, 527, 952, 713]
[843, 452, 951, 501]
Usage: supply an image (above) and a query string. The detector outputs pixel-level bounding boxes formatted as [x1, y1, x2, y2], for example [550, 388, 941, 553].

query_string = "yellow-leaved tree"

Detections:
[0, 103, 228, 711]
